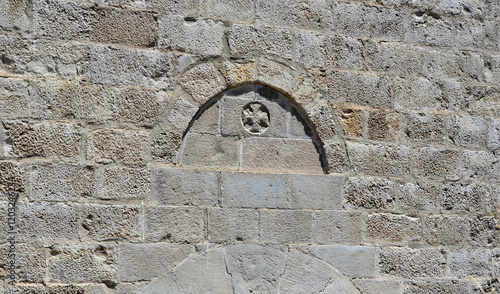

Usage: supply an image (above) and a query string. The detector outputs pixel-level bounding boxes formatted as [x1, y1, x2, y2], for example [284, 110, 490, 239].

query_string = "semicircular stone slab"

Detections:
[180, 83, 326, 173]
[140, 246, 359, 294]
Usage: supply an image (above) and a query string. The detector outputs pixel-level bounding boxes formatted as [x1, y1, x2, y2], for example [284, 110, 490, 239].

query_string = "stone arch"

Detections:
[179, 83, 327, 174]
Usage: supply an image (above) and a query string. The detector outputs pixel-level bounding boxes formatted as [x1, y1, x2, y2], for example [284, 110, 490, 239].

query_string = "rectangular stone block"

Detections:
[155, 167, 217, 206]
[488, 119, 500, 152]
[448, 249, 492, 277]
[324, 142, 349, 173]
[34, 0, 158, 47]
[118, 243, 193, 282]
[484, 20, 500, 51]
[87, 128, 148, 166]
[144, 206, 204, 243]
[85, 45, 174, 89]
[221, 171, 287, 208]
[441, 182, 485, 213]
[261, 209, 313, 244]
[208, 208, 259, 243]
[352, 279, 402, 294]
[256, 0, 332, 30]
[402, 112, 446, 144]
[146, 0, 195, 14]
[0, 161, 25, 195]
[229, 24, 293, 60]
[365, 213, 422, 244]
[445, 115, 487, 148]
[393, 76, 444, 111]
[346, 142, 411, 177]
[334, 104, 365, 138]
[456, 18, 485, 49]
[181, 133, 239, 169]
[81, 204, 142, 242]
[189, 100, 220, 134]
[48, 244, 116, 283]
[0, 0, 30, 32]
[404, 279, 474, 294]
[414, 147, 461, 180]
[469, 215, 500, 247]
[3, 120, 82, 158]
[310, 245, 376, 278]
[365, 41, 426, 75]
[379, 248, 446, 278]
[97, 166, 150, 201]
[0, 78, 30, 118]
[462, 151, 500, 182]
[313, 211, 363, 245]
[180, 62, 227, 105]
[367, 109, 401, 141]
[18, 202, 79, 241]
[333, 2, 406, 41]
[494, 249, 500, 278]
[241, 137, 323, 173]
[410, 13, 454, 47]
[108, 86, 164, 127]
[424, 215, 469, 246]
[425, 49, 484, 82]
[398, 181, 439, 211]
[28, 162, 95, 201]
[199, 0, 253, 20]
[288, 174, 342, 210]
[159, 15, 224, 57]
[0, 242, 47, 283]
[344, 177, 397, 210]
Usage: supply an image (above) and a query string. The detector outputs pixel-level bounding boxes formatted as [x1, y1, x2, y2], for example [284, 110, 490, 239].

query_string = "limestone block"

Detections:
[220, 171, 286, 208]
[18, 202, 79, 241]
[159, 15, 224, 57]
[365, 41, 426, 75]
[48, 244, 116, 283]
[140, 274, 182, 294]
[208, 208, 259, 243]
[81, 204, 141, 241]
[410, 13, 454, 47]
[117, 243, 193, 282]
[229, 24, 293, 60]
[426, 49, 484, 82]
[0, 242, 46, 283]
[494, 249, 500, 277]
[97, 166, 150, 200]
[28, 162, 95, 201]
[85, 45, 174, 89]
[445, 115, 487, 148]
[5, 284, 86, 294]
[367, 109, 401, 141]
[414, 147, 461, 180]
[295, 30, 364, 69]
[469, 215, 500, 247]
[288, 105, 315, 138]
[221, 60, 256, 86]
[441, 182, 485, 212]
[87, 129, 148, 166]
[344, 177, 397, 210]
[0, 0, 30, 32]
[200, 0, 254, 20]
[328, 71, 391, 108]
[333, 2, 406, 41]
[189, 100, 220, 134]
[0, 161, 24, 194]
[313, 211, 363, 245]
[352, 279, 403, 294]
[256, 0, 332, 30]
[241, 137, 323, 173]
[151, 131, 182, 164]
[144, 206, 204, 243]
[324, 141, 349, 173]
[310, 245, 377, 278]
[424, 215, 469, 246]
[456, 18, 485, 49]
[448, 250, 492, 277]
[379, 248, 446, 278]
[488, 118, 500, 152]
[393, 76, 444, 111]
[225, 244, 287, 293]
[156, 167, 217, 206]
[438, 0, 484, 17]
[404, 279, 474, 294]
[180, 62, 226, 104]
[288, 174, 342, 210]
[484, 20, 500, 51]
[290, 74, 325, 111]
[402, 112, 446, 144]
[181, 133, 239, 169]
[108, 87, 164, 127]
[365, 213, 422, 244]
[346, 142, 411, 177]
[256, 58, 296, 93]
[398, 181, 439, 211]
[462, 151, 500, 182]
[261, 210, 313, 244]
[3, 120, 82, 158]
[146, 0, 195, 14]
[334, 104, 365, 138]
[0, 78, 29, 118]
[308, 104, 340, 141]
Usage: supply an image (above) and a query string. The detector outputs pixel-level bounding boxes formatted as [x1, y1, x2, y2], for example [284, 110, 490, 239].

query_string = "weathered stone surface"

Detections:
[335, 104, 365, 138]
[448, 249, 492, 277]
[426, 49, 484, 82]
[159, 15, 223, 57]
[156, 167, 217, 206]
[308, 104, 340, 141]
[367, 109, 401, 141]
[221, 60, 256, 86]
[346, 142, 411, 177]
[229, 24, 293, 60]
[410, 13, 454, 47]
[180, 62, 226, 104]
[200, 0, 254, 20]
[324, 141, 349, 173]
[256, 0, 332, 30]
[97, 167, 150, 200]
[288, 174, 342, 210]
[456, 18, 485, 49]
[291, 74, 325, 111]
[0, 161, 24, 194]
[353, 279, 403, 294]
[109, 87, 164, 126]
[469, 215, 500, 247]
[0, 0, 30, 32]
[28, 162, 95, 201]
[488, 119, 500, 152]
[365, 41, 425, 75]
[402, 112, 445, 144]
[445, 115, 487, 148]
[379, 248, 446, 278]
[414, 147, 461, 180]
[256, 58, 296, 92]
[404, 279, 474, 294]
[151, 131, 182, 164]
[313, 211, 363, 245]
[462, 150, 500, 182]
[393, 76, 444, 111]
[310, 245, 376, 278]
[87, 129, 148, 165]
[0, 242, 46, 283]
[144, 206, 204, 243]
[261, 210, 313, 244]
[188, 99, 218, 134]
[225, 245, 287, 293]
[0, 78, 30, 118]
[366, 213, 422, 244]
[118, 243, 193, 282]
[344, 177, 397, 210]
[146, 0, 195, 14]
[208, 208, 259, 243]
[441, 182, 485, 213]
[18, 202, 79, 241]
[48, 244, 116, 283]
[34, 0, 158, 47]
[81, 205, 141, 241]
[6, 284, 85, 294]
[398, 181, 439, 211]
[181, 133, 239, 169]
[424, 215, 469, 246]
[485, 20, 500, 51]
[3, 120, 82, 158]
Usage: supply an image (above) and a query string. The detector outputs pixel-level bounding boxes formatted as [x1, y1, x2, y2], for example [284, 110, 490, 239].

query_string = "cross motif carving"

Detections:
[241, 102, 270, 134]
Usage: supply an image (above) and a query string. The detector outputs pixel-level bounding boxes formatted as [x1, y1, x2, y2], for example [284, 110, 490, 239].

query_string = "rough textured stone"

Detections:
[445, 115, 487, 148]
[424, 215, 469, 246]
[0, 0, 30, 32]
[156, 167, 217, 206]
[380, 249, 446, 278]
[0, 161, 24, 194]
[398, 181, 439, 211]
[81, 205, 141, 241]
[181, 133, 239, 169]
[313, 211, 363, 245]
[308, 104, 340, 141]
[109, 87, 164, 126]
[335, 104, 365, 138]
[0, 242, 46, 283]
[5, 285, 85, 294]
[365, 41, 426, 75]
[144, 206, 204, 243]
[0, 78, 30, 118]
[366, 213, 422, 244]
[261, 210, 313, 244]
[208, 208, 259, 243]
[159, 15, 224, 57]
[393, 76, 444, 111]
[488, 119, 500, 152]
[448, 249, 492, 277]
[353, 279, 403, 294]
[87, 129, 148, 166]
[288, 174, 342, 209]
[441, 182, 485, 213]
[199, 0, 254, 21]
[151, 131, 182, 164]
[367, 109, 401, 141]
[414, 147, 461, 180]
[346, 142, 411, 177]
[404, 279, 474, 294]
[97, 167, 150, 200]
[402, 112, 446, 144]
[462, 150, 500, 182]
[180, 62, 226, 104]
[456, 18, 485, 49]
[221, 60, 256, 86]
[324, 141, 349, 173]
[310, 245, 376, 278]
[256, 58, 296, 93]
[410, 13, 454, 47]
[344, 177, 397, 210]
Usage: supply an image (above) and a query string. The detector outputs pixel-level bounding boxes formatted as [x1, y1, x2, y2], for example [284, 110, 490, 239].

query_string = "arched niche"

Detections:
[179, 83, 326, 174]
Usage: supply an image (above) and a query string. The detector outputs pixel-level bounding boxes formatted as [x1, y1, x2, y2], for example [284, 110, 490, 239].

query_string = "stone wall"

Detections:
[1, 0, 500, 293]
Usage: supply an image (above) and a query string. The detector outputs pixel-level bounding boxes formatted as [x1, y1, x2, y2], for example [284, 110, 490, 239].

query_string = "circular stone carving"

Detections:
[242, 102, 270, 134]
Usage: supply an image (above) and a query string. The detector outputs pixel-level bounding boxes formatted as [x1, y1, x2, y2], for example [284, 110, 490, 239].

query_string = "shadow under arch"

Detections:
[180, 82, 328, 174]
